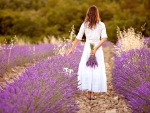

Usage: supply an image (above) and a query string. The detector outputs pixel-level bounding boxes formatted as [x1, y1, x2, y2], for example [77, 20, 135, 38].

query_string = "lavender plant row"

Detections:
[144, 37, 150, 48]
[0, 43, 84, 113]
[112, 48, 150, 113]
[0, 44, 55, 76]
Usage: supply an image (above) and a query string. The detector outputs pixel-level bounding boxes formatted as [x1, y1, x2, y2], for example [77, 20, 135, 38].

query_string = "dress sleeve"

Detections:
[76, 23, 85, 40]
[101, 23, 108, 38]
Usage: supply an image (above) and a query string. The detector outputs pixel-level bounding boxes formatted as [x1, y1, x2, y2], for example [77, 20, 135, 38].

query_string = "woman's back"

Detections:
[76, 21, 107, 44]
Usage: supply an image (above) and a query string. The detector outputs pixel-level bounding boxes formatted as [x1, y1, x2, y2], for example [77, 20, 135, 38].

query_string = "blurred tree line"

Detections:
[0, 0, 150, 43]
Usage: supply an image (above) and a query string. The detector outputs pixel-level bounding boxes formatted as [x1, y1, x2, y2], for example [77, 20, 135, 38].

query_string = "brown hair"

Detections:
[84, 5, 100, 29]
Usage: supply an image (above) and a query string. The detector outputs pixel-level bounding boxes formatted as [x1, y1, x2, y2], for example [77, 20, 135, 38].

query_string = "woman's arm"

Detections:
[91, 38, 107, 55]
[67, 23, 84, 56]
[67, 38, 80, 56]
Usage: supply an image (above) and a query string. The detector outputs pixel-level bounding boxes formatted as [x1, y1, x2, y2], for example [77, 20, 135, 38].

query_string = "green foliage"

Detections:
[0, 0, 150, 43]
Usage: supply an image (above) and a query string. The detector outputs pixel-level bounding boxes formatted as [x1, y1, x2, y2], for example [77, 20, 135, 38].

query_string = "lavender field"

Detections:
[0, 33, 150, 113]
[0, 0, 150, 112]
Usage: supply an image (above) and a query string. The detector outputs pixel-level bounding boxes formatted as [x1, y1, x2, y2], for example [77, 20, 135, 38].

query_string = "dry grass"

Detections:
[14, 35, 30, 45]
[53, 25, 76, 55]
[38, 36, 62, 44]
[115, 26, 147, 56]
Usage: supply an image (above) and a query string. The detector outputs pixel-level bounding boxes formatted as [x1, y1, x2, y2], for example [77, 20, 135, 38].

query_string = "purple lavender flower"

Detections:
[144, 37, 150, 48]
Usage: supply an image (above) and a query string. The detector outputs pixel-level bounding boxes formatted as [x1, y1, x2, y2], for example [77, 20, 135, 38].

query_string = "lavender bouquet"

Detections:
[86, 43, 98, 68]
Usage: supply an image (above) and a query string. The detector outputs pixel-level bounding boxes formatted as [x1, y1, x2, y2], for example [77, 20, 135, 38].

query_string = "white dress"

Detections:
[76, 21, 107, 92]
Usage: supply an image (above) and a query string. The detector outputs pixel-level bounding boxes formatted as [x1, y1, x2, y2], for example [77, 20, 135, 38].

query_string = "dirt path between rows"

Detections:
[0, 63, 34, 89]
[76, 46, 132, 113]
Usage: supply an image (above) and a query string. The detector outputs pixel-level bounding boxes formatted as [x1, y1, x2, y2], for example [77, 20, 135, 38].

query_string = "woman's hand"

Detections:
[67, 49, 73, 56]
[66, 38, 80, 57]
[90, 49, 97, 55]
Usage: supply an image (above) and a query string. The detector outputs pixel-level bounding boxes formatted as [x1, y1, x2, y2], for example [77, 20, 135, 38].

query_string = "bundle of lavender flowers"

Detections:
[86, 43, 98, 68]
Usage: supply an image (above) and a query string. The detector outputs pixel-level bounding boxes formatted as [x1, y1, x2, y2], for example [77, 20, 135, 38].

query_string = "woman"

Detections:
[67, 5, 107, 100]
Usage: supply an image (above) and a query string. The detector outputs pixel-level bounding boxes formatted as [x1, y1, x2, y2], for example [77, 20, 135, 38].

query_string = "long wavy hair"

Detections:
[84, 5, 100, 29]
